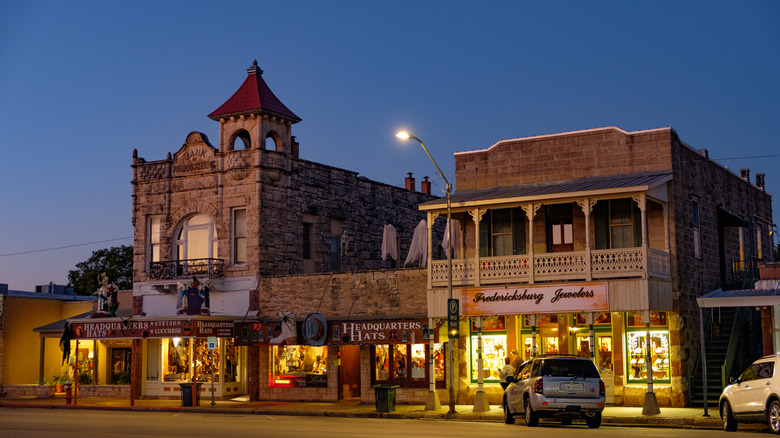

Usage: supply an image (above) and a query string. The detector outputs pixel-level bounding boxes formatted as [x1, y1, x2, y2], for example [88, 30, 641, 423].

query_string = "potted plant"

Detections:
[52, 373, 68, 393]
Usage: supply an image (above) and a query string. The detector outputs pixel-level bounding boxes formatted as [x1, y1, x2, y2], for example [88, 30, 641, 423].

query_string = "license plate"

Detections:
[560, 382, 583, 391]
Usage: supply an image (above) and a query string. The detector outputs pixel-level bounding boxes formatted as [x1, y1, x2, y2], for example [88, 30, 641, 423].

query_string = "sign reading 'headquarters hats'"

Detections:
[460, 282, 609, 316]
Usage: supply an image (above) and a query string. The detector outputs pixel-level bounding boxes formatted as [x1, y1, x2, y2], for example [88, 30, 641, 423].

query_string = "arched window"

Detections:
[175, 214, 218, 261]
[266, 132, 279, 151]
[231, 130, 251, 150]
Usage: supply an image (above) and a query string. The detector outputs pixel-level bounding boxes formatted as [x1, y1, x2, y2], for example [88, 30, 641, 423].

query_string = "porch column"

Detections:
[635, 194, 648, 279]
[425, 317, 441, 410]
[38, 337, 45, 386]
[473, 317, 489, 412]
[586, 312, 596, 365]
[642, 310, 660, 415]
[527, 314, 538, 358]
[522, 204, 537, 285]
[578, 198, 593, 281]
[470, 209, 485, 287]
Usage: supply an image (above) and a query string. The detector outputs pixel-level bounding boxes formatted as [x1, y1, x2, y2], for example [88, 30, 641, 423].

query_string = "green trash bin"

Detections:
[179, 383, 202, 407]
[372, 385, 399, 412]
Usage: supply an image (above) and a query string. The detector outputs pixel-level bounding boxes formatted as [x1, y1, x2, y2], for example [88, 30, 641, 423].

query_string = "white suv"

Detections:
[503, 355, 605, 428]
[720, 354, 780, 433]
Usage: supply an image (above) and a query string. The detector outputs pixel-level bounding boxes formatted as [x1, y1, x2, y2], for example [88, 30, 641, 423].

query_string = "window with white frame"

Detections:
[692, 196, 702, 259]
[594, 199, 641, 249]
[147, 216, 161, 270]
[232, 208, 247, 265]
[175, 214, 218, 261]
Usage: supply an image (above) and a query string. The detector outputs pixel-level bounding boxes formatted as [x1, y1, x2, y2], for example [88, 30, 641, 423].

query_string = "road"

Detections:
[0, 408, 762, 438]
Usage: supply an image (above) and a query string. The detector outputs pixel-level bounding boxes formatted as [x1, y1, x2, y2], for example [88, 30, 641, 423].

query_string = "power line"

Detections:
[0, 237, 133, 257]
[713, 154, 780, 161]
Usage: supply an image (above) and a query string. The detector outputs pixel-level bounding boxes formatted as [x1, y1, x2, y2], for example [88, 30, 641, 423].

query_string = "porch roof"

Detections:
[697, 287, 780, 308]
[419, 170, 672, 210]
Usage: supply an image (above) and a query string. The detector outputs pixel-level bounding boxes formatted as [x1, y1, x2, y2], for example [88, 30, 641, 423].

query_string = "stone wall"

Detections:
[255, 268, 428, 319]
[133, 139, 437, 283]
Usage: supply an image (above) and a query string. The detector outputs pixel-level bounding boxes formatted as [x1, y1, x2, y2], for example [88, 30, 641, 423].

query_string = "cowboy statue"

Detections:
[95, 272, 119, 317]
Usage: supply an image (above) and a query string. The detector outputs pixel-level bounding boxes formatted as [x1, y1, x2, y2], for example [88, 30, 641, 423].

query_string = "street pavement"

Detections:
[0, 393, 765, 431]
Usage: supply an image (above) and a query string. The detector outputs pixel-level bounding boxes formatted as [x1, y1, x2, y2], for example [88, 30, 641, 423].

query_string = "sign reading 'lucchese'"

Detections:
[460, 282, 608, 316]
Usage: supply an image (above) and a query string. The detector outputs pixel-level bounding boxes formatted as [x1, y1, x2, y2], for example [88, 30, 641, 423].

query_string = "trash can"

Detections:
[179, 383, 202, 407]
[372, 385, 399, 412]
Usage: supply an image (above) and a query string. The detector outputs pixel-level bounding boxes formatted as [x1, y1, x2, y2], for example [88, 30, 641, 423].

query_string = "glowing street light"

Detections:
[395, 130, 456, 414]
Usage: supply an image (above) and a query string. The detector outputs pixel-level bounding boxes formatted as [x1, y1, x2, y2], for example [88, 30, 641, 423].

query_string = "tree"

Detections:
[68, 245, 133, 295]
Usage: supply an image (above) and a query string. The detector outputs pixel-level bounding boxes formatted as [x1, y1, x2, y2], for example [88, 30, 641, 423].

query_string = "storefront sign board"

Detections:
[70, 318, 234, 339]
[235, 318, 435, 346]
[460, 282, 609, 316]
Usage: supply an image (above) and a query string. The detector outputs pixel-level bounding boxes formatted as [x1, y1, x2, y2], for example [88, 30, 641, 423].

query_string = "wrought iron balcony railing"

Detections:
[148, 258, 224, 280]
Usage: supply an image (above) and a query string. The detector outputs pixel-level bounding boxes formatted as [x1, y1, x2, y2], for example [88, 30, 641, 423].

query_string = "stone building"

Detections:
[65, 60, 443, 404]
[418, 126, 774, 408]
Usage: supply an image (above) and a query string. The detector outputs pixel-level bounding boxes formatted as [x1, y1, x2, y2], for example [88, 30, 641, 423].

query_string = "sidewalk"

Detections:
[0, 394, 757, 431]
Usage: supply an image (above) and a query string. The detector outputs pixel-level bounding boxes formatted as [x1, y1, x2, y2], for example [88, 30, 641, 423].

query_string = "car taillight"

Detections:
[599, 379, 605, 396]
[534, 379, 543, 395]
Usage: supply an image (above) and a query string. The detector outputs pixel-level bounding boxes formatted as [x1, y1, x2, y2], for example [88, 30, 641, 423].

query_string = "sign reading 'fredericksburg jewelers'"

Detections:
[460, 282, 609, 316]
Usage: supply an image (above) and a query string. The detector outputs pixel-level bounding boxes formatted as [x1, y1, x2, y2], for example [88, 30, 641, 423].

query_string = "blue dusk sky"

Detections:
[1, 1, 778, 291]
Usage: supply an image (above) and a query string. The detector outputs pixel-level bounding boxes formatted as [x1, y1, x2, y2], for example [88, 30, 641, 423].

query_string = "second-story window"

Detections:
[479, 207, 526, 257]
[232, 208, 247, 265]
[692, 196, 702, 259]
[546, 204, 573, 252]
[147, 216, 161, 271]
[756, 223, 763, 259]
[594, 199, 641, 249]
[175, 214, 218, 261]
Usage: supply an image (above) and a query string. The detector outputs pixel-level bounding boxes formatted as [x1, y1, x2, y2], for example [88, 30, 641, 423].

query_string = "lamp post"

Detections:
[396, 131, 456, 414]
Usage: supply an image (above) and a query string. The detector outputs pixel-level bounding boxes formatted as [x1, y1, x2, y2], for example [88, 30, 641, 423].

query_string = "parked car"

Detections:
[720, 354, 780, 433]
[502, 355, 605, 428]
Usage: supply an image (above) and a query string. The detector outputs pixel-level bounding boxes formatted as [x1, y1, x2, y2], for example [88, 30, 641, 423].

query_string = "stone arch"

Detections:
[228, 129, 252, 151]
[265, 130, 282, 151]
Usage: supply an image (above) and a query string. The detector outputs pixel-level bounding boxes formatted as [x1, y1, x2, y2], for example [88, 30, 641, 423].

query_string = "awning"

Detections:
[697, 288, 780, 308]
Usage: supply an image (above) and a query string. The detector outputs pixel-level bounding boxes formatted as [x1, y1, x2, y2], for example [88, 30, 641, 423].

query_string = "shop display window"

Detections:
[271, 345, 327, 388]
[469, 334, 508, 382]
[372, 343, 444, 388]
[163, 338, 191, 382]
[626, 330, 670, 383]
[224, 339, 238, 383]
[597, 336, 613, 372]
[193, 339, 219, 382]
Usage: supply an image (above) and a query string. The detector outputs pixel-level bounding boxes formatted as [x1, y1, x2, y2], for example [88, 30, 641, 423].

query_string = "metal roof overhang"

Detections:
[697, 288, 780, 308]
[418, 171, 673, 211]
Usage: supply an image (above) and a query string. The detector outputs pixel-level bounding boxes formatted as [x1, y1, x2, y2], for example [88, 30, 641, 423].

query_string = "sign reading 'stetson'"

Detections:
[460, 282, 608, 316]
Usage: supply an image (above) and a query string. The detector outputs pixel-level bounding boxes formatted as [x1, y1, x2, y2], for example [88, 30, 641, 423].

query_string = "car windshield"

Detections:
[540, 359, 600, 378]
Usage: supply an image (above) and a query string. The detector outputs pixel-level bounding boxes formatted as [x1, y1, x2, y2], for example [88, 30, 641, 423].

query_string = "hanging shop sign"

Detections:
[460, 282, 609, 316]
[69, 317, 234, 339]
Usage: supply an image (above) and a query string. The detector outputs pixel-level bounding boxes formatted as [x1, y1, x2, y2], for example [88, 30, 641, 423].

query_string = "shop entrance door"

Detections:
[339, 345, 360, 399]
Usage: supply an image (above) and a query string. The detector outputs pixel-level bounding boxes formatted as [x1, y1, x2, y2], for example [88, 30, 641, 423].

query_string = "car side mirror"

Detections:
[505, 376, 516, 383]
[729, 376, 739, 384]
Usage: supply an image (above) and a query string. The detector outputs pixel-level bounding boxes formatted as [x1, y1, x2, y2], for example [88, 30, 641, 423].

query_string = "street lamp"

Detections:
[395, 131, 456, 414]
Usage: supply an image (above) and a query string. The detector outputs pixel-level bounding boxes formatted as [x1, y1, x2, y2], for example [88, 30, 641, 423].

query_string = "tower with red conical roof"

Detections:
[208, 60, 301, 156]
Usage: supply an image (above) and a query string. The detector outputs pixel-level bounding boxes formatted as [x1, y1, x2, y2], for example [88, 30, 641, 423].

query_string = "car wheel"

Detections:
[524, 397, 539, 427]
[721, 400, 738, 432]
[585, 411, 601, 429]
[768, 400, 780, 434]
[503, 396, 515, 424]
[560, 418, 572, 425]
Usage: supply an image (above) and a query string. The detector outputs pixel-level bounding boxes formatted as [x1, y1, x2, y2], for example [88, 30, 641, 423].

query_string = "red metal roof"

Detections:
[208, 60, 301, 123]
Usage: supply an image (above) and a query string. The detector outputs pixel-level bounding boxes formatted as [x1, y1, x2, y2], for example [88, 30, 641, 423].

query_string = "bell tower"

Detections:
[208, 60, 301, 155]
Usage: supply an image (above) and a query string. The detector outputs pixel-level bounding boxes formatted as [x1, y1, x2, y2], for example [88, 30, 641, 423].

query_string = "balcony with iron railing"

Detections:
[148, 258, 225, 280]
[429, 247, 670, 287]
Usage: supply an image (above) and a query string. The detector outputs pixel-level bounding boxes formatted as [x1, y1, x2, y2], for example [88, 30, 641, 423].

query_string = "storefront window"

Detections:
[163, 338, 191, 382]
[193, 339, 219, 382]
[271, 345, 328, 387]
[372, 343, 443, 387]
[224, 339, 237, 383]
[625, 310, 670, 384]
[469, 316, 508, 383]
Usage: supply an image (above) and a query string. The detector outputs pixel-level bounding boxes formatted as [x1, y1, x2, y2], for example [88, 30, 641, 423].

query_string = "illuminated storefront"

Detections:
[469, 316, 507, 383]
[68, 316, 245, 397]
